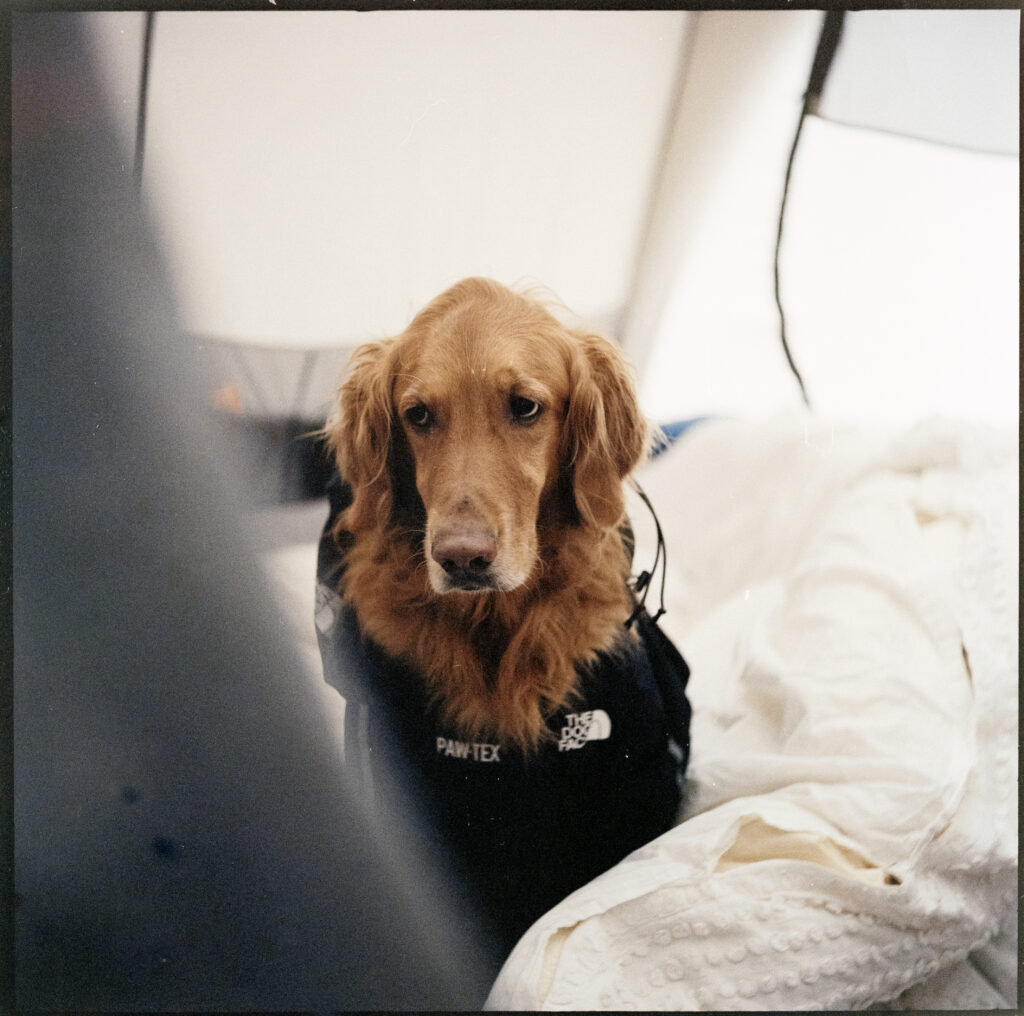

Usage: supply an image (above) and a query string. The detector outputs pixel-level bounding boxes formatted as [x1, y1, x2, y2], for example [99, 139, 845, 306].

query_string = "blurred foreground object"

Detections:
[12, 13, 490, 1010]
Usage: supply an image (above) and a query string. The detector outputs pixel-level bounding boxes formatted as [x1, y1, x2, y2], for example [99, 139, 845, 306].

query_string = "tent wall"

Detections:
[618, 11, 825, 407]
[86, 11, 690, 351]
[820, 9, 1019, 156]
[635, 9, 1018, 426]
[84, 11, 1018, 429]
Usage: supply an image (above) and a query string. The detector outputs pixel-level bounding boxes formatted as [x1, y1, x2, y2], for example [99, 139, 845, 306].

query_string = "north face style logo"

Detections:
[558, 709, 612, 752]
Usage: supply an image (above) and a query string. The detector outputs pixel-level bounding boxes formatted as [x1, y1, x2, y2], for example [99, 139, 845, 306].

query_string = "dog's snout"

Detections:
[432, 524, 497, 580]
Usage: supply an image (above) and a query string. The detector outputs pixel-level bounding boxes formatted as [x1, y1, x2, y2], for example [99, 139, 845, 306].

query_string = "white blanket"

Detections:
[487, 415, 1017, 1011]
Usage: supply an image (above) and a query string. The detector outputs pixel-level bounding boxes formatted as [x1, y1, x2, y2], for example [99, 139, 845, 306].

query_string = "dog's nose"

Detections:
[431, 525, 497, 577]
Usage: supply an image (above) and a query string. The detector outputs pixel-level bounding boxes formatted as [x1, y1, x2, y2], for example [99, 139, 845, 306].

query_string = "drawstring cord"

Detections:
[626, 479, 669, 629]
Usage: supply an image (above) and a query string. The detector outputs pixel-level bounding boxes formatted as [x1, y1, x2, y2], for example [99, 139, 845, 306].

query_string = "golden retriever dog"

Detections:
[317, 278, 690, 963]
[325, 276, 648, 751]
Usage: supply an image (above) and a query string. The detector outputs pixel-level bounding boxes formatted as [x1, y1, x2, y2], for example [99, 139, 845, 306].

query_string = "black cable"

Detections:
[773, 117, 812, 409]
[773, 11, 846, 411]
[804, 12, 847, 119]
[626, 480, 669, 628]
[133, 12, 156, 192]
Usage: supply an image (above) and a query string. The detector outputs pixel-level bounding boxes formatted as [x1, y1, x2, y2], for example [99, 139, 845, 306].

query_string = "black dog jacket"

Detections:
[314, 477, 691, 962]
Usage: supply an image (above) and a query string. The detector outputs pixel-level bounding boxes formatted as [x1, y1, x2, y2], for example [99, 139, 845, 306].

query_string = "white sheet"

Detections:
[486, 414, 1017, 1011]
[259, 505, 348, 748]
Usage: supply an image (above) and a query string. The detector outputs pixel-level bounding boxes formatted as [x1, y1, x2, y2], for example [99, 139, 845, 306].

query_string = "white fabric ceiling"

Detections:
[88, 11, 689, 348]
[84, 11, 1019, 427]
[819, 9, 1019, 156]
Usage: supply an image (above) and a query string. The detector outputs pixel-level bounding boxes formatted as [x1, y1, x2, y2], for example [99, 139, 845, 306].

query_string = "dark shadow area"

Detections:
[12, 13, 492, 1010]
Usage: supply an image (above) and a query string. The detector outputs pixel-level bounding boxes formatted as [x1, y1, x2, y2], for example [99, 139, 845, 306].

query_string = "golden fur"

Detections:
[324, 278, 648, 750]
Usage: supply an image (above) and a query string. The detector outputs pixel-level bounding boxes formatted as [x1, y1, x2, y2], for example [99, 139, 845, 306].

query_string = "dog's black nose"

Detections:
[432, 526, 497, 579]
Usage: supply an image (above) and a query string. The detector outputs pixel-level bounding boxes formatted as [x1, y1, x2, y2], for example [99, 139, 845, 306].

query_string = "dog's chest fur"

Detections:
[337, 514, 636, 750]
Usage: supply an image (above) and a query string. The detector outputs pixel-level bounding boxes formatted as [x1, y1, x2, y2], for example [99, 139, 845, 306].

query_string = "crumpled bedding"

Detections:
[486, 414, 1017, 1011]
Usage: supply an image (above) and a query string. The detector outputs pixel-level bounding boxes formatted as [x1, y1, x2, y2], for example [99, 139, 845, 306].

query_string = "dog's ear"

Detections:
[562, 330, 648, 529]
[325, 338, 407, 532]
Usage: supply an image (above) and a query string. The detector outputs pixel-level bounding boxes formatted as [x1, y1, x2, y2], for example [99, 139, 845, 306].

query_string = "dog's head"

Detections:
[326, 278, 647, 594]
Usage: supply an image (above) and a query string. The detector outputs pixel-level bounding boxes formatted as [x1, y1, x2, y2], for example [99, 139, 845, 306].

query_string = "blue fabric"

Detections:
[651, 417, 708, 457]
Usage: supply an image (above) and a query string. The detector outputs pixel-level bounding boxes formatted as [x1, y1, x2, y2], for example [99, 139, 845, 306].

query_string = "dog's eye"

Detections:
[404, 404, 432, 430]
[509, 395, 542, 423]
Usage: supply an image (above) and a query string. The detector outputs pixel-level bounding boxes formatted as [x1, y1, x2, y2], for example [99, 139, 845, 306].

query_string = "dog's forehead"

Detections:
[396, 316, 569, 395]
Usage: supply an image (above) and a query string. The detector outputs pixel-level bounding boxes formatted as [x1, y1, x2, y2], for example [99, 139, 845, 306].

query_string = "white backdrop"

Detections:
[85, 11, 1018, 428]
[633, 10, 1019, 427]
[87, 10, 688, 348]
